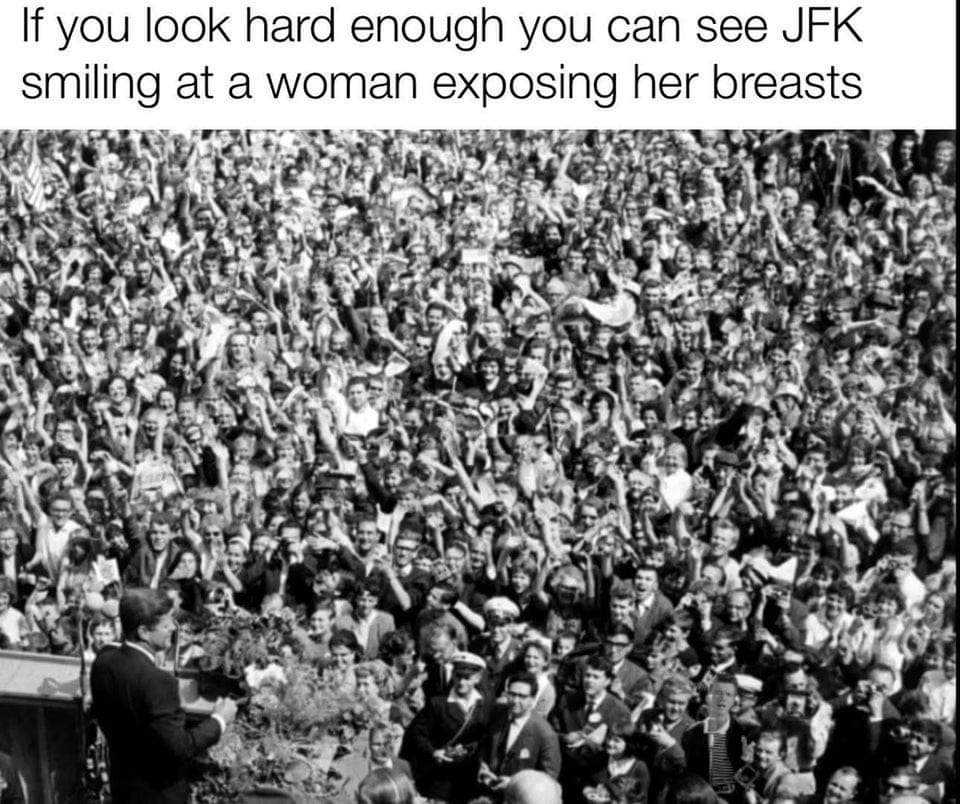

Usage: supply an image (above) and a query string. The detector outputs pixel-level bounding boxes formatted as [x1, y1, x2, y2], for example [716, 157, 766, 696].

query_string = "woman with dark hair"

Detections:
[355, 767, 416, 804]
[585, 722, 650, 804]
[324, 628, 362, 693]
[167, 546, 206, 615]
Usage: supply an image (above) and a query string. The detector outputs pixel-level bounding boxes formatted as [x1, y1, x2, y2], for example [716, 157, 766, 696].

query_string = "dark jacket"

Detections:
[0, 542, 37, 608]
[588, 757, 651, 804]
[484, 713, 562, 779]
[551, 691, 632, 782]
[122, 545, 176, 589]
[90, 643, 221, 803]
[400, 694, 493, 802]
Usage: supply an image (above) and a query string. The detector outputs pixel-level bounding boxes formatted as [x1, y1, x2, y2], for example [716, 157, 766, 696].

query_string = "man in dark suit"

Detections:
[90, 588, 237, 803]
[400, 651, 493, 803]
[635, 707, 687, 802]
[817, 666, 901, 798]
[420, 621, 463, 699]
[906, 718, 952, 802]
[602, 623, 651, 709]
[551, 654, 631, 799]
[0, 526, 36, 608]
[631, 566, 675, 646]
[479, 672, 562, 793]
[122, 515, 178, 589]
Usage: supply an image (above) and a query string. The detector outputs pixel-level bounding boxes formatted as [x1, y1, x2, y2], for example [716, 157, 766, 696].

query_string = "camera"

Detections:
[734, 763, 761, 789]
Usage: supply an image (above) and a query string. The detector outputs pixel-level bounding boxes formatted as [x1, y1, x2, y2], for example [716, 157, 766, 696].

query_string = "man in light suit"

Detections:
[479, 672, 562, 795]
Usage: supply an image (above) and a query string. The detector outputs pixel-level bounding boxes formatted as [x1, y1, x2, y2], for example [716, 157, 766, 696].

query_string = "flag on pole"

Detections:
[23, 137, 47, 212]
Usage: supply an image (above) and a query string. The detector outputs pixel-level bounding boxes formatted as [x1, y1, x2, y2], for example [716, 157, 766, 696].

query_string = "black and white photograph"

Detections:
[0, 129, 956, 804]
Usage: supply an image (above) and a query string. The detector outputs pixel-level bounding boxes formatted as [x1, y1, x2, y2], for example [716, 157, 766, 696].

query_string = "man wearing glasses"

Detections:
[602, 624, 649, 710]
[479, 672, 561, 792]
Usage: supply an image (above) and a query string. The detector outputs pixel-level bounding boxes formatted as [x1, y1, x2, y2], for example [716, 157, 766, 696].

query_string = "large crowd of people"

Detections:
[0, 129, 956, 804]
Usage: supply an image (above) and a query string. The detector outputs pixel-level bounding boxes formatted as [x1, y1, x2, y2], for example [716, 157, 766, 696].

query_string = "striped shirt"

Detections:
[708, 727, 736, 792]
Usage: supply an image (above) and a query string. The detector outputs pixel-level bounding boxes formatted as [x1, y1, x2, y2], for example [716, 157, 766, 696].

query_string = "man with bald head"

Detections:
[503, 770, 562, 804]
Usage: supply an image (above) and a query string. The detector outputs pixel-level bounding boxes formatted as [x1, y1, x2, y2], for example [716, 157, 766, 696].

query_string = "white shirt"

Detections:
[341, 404, 380, 438]
[447, 687, 483, 715]
[124, 640, 159, 666]
[353, 610, 376, 651]
[899, 573, 927, 610]
[657, 469, 692, 511]
[35, 518, 80, 580]
[0, 607, 27, 647]
[505, 713, 531, 753]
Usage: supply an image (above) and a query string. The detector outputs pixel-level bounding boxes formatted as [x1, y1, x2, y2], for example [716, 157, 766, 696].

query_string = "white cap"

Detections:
[450, 651, 486, 672]
[483, 597, 520, 621]
[735, 674, 763, 694]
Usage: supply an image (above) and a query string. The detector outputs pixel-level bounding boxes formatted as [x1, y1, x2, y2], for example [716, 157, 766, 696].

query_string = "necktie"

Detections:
[497, 728, 510, 768]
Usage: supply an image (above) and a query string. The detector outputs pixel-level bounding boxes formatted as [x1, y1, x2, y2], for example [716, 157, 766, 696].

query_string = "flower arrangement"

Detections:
[189, 609, 388, 802]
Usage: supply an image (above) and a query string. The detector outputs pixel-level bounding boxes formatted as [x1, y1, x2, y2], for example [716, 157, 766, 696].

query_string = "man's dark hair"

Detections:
[713, 672, 738, 689]
[357, 577, 383, 601]
[583, 654, 614, 679]
[329, 628, 361, 654]
[149, 513, 178, 531]
[825, 581, 855, 610]
[506, 671, 540, 699]
[907, 718, 942, 747]
[606, 622, 636, 643]
[119, 588, 173, 641]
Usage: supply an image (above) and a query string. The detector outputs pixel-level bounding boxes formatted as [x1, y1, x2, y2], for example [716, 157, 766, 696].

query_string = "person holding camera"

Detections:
[738, 728, 815, 804]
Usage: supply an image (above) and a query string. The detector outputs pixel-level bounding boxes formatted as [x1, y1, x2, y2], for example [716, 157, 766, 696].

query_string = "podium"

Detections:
[0, 650, 85, 803]
[0, 650, 218, 802]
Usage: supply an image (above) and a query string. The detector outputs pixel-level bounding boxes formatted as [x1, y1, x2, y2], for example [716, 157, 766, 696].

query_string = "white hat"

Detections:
[735, 674, 763, 694]
[450, 651, 486, 672]
[774, 382, 804, 402]
[483, 597, 520, 621]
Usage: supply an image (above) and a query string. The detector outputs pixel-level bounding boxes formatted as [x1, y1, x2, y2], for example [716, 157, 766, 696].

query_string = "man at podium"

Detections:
[90, 589, 237, 803]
